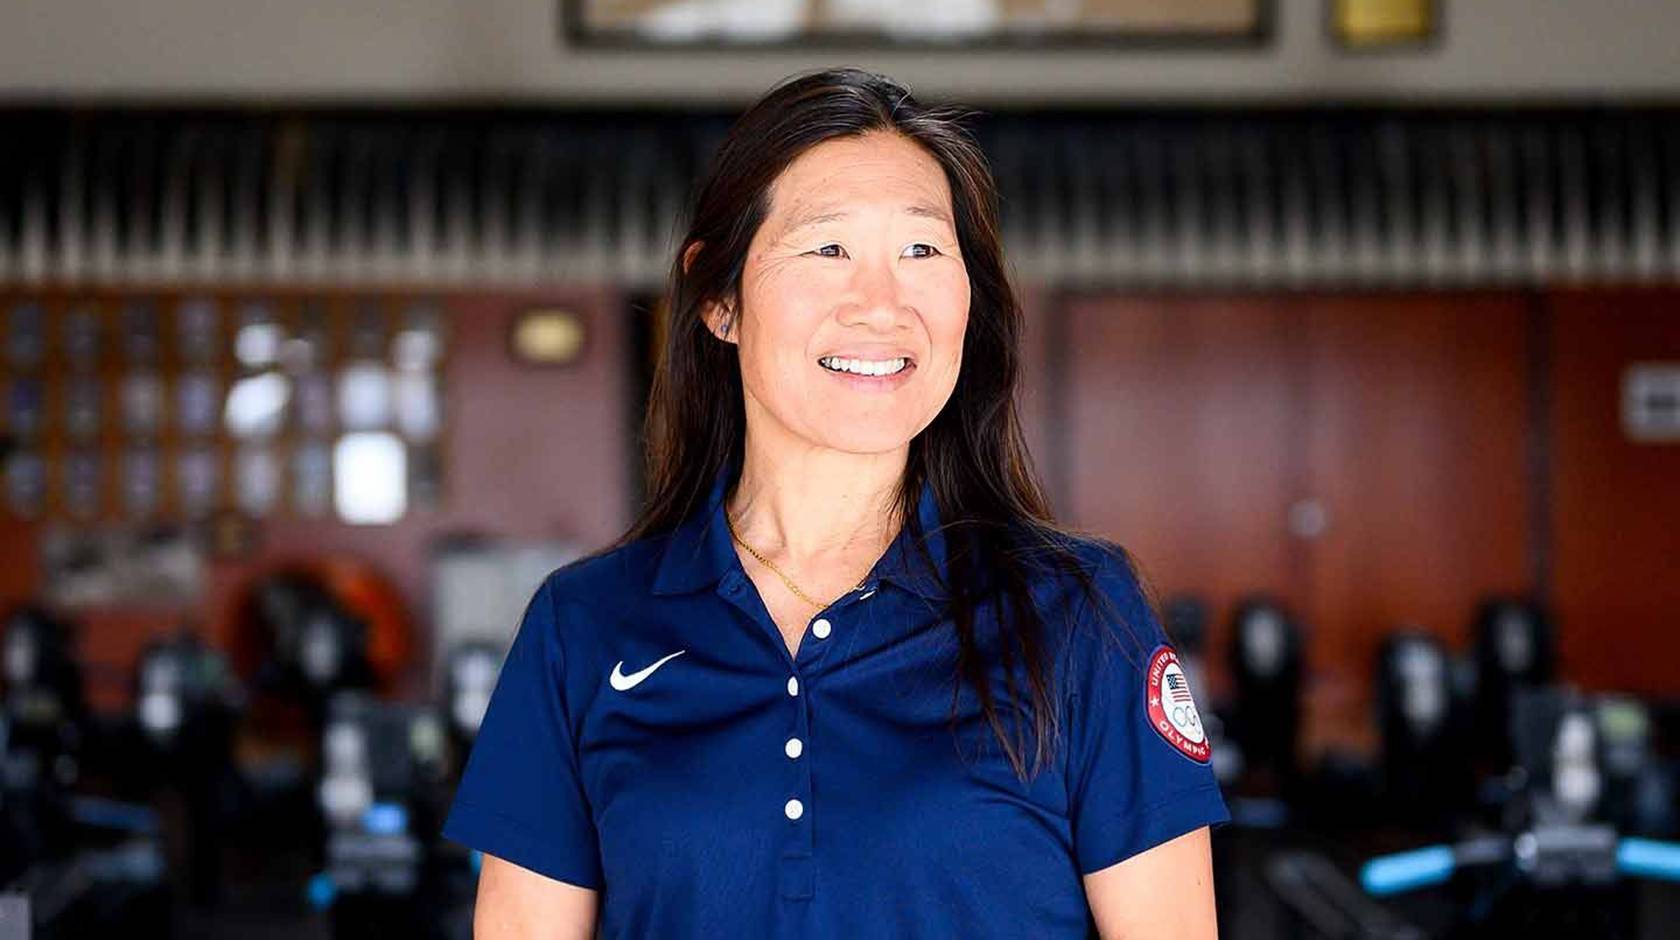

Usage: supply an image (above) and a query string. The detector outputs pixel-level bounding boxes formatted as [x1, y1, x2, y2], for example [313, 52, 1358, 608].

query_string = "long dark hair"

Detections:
[599, 67, 1150, 784]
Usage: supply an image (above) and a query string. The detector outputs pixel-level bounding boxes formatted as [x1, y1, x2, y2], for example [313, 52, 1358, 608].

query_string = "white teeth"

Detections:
[819, 356, 908, 376]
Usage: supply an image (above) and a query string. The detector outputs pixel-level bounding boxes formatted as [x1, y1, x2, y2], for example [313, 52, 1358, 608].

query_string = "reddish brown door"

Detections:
[1294, 293, 1532, 748]
[1060, 294, 1311, 703]
[1059, 292, 1533, 753]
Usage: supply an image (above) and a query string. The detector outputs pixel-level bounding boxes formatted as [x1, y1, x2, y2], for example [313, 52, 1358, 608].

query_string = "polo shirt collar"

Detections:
[650, 457, 948, 601]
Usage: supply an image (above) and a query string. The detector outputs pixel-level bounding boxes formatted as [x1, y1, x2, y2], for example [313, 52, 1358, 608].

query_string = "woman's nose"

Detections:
[846, 259, 908, 322]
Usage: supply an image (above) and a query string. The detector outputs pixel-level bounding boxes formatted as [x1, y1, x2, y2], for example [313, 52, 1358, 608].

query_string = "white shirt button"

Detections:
[786, 676, 799, 696]
[811, 618, 832, 639]
[784, 798, 804, 820]
[785, 737, 803, 759]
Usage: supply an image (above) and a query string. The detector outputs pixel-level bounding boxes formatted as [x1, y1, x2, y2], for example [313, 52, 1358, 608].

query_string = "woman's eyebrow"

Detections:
[780, 202, 953, 237]
[903, 203, 954, 225]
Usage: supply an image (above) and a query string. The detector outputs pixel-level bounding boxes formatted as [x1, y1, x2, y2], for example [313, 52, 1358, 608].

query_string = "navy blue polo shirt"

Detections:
[442, 459, 1229, 937]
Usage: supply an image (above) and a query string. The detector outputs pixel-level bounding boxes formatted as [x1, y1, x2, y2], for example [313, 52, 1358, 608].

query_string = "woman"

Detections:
[444, 67, 1229, 939]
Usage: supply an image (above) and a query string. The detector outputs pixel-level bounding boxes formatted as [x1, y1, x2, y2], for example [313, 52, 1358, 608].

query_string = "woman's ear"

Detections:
[701, 298, 738, 344]
[685, 239, 739, 344]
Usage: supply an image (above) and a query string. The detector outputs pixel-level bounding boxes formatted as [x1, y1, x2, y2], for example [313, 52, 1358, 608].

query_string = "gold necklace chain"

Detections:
[725, 509, 869, 609]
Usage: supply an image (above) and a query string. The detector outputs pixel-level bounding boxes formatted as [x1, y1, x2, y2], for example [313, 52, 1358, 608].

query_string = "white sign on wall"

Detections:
[1622, 363, 1680, 443]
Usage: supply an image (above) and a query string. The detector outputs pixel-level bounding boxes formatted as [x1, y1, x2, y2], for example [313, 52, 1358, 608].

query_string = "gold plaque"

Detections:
[511, 309, 585, 366]
[1332, 0, 1434, 47]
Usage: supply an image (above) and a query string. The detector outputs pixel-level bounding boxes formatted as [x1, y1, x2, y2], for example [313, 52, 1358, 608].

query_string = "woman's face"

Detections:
[706, 131, 970, 456]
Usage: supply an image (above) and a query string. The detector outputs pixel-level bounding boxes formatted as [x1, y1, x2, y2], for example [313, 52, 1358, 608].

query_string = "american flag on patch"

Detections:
[1164, 672, 1194, 704]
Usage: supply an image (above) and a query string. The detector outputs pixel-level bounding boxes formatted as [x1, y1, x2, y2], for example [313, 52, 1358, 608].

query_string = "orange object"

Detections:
[218, 556, 411, 694]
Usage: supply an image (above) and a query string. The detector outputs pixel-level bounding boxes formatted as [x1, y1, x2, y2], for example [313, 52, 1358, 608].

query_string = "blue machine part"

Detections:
[307, 871, 337, 910]
[1618, 838, 1680, 882]
[361, 801, 409, 837]
[1361, 845, 1456, 896]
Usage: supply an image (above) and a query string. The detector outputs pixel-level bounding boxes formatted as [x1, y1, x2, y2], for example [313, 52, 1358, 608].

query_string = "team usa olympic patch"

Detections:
[1145, 645, 1211, 763]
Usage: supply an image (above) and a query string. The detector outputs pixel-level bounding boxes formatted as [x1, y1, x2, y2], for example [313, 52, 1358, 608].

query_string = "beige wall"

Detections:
[0, 0, 1676, 105]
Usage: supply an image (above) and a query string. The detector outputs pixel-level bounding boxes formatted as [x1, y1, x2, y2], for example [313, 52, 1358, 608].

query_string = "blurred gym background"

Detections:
[1, 1, 1678, 938]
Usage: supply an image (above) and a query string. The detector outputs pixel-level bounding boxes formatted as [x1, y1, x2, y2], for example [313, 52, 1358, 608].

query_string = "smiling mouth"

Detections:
[816, 355, 914, 377]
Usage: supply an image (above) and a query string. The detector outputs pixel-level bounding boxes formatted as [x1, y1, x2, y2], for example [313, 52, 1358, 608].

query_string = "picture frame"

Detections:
[561, 0, 1272, 51]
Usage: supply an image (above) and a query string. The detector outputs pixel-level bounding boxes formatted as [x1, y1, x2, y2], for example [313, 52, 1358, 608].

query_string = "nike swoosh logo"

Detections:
[609, 649, 686, 691]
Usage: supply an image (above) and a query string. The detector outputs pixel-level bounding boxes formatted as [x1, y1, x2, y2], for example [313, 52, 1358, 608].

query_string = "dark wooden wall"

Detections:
[1031, 289, 1677, 755]
[1548, 289, 1680, 699]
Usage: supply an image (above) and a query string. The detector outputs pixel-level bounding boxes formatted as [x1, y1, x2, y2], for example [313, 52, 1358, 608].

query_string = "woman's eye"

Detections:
[808, 243, 941, 259]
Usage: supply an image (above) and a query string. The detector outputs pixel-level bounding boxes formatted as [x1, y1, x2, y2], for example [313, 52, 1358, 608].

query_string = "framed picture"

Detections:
[563, 0, 1270, 49]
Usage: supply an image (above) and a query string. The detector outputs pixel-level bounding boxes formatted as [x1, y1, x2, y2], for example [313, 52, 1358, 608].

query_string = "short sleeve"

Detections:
[441, 575, 603, 889]
[1063, 549, 1230, 875]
